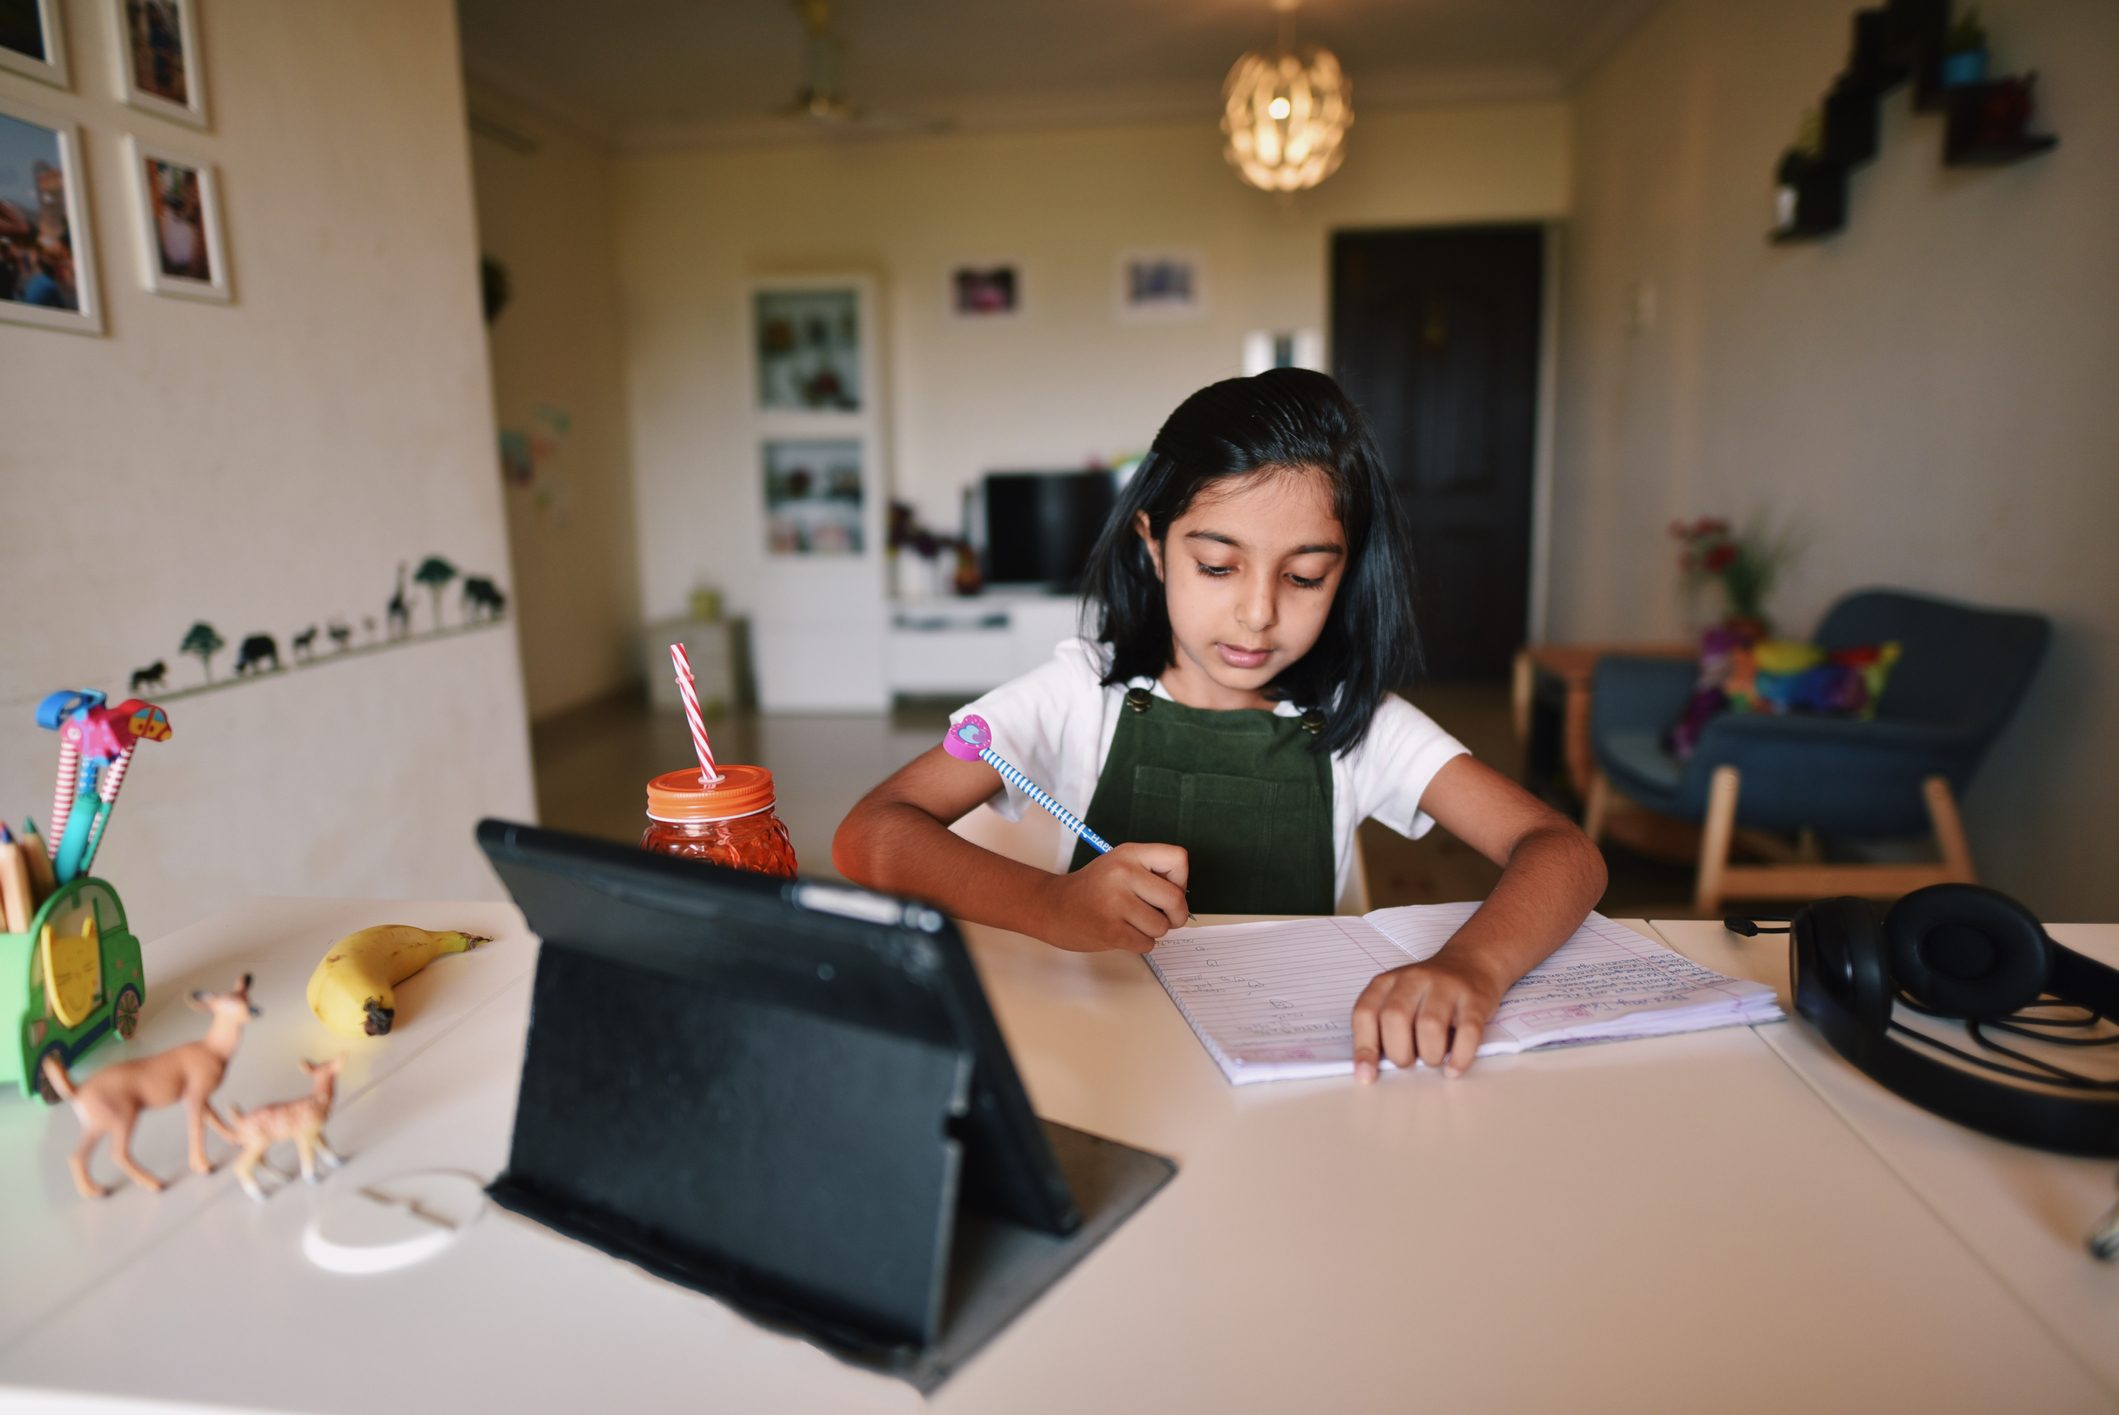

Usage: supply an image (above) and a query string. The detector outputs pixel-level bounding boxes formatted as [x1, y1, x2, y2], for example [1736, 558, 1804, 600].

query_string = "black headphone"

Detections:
[1732, 884, 2119, 1157]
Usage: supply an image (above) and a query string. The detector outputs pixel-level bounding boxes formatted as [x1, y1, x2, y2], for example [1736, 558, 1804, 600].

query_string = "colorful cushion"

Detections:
[1667, 628, 1901, 759]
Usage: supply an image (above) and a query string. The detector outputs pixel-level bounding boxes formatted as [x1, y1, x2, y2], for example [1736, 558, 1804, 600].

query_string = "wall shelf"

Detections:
[1942, 136, 2059, 166]
[1769, 1, 2058, 244]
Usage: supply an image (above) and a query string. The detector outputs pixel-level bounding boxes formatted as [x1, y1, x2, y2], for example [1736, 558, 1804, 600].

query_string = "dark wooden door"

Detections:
[1331, 226, 1542, 682]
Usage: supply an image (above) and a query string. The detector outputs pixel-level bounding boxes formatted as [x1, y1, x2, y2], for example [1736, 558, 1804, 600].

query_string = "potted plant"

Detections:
[887, 501, 955, 601]
[1941, 5, 1989, 87]
[1774, 108, 1828, 234]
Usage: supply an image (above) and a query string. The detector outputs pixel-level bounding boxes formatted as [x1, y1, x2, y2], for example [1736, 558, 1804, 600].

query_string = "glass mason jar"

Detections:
[640, 764, 797, 878]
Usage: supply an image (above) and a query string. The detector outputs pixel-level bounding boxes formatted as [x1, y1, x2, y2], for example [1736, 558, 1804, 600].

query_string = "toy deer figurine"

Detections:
[41, 974, 259, 1200]
[227, 1055, 347, 1200]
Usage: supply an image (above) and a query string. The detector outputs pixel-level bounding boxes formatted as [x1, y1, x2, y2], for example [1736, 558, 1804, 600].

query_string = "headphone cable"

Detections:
[1885, 996, 2119, 1091]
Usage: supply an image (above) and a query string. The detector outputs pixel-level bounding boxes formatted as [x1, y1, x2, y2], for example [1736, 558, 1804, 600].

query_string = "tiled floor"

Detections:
[531, 682, 1701, 917]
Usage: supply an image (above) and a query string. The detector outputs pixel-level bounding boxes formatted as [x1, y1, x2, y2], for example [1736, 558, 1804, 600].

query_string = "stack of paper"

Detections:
[1146, 903, 1782, 1085]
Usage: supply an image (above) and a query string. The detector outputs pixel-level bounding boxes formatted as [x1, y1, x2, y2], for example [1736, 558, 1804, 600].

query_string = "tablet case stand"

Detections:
[479, 835, 1176, 1393]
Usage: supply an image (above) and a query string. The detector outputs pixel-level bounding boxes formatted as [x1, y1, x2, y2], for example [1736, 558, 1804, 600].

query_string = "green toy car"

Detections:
[3, 875, 145, 1102]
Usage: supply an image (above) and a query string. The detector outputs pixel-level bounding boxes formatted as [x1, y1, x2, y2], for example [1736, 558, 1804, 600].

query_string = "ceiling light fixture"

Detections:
[1220, 0, 1353, 194]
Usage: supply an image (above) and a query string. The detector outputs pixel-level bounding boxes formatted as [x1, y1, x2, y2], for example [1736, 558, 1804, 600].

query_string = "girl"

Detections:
[834, 369, 1605, 1079]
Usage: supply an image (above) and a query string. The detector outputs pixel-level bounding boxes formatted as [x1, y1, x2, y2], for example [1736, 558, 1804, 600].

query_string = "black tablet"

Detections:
[475, 819, 1082, 1356]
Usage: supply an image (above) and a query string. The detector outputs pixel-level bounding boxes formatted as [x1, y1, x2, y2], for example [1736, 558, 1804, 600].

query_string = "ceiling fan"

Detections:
[784, 0, 949, 135]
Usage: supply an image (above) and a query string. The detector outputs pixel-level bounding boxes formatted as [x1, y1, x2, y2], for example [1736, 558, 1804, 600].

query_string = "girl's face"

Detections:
[1137, 466, 1347, 711]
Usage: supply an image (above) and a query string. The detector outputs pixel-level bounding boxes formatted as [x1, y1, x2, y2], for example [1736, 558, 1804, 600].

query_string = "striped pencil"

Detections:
[943, 714, 1112, 854]
[48, 737, 79, 861]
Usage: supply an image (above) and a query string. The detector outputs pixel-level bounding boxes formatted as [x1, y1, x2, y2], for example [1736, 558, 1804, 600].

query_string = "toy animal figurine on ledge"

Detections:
[228, 1055, 346, 1201]
[41, 975, 259, 1200]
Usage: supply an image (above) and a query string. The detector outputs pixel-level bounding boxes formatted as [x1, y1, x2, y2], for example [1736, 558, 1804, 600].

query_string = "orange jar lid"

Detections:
[646, 764, 777, 822]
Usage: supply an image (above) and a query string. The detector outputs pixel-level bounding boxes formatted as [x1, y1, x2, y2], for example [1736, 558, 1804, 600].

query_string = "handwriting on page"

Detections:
[1148, 917, 1405, 1068]
[1149, 906, 1781, 1084]
[1363, 904, 1761, 1038]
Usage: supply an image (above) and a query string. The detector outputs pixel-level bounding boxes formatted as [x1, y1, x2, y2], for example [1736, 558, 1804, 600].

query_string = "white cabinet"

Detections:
[885, 595, 1088, 699]
[643, 617, 751, 713]
[754, 607, 890, 712]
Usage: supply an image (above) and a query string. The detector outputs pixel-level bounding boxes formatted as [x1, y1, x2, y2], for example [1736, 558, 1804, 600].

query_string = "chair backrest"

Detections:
[1815, 588, 2049, 738]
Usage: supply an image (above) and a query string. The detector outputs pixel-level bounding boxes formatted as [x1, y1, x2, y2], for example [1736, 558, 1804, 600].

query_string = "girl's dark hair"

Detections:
[1080, 367, 1420, 756]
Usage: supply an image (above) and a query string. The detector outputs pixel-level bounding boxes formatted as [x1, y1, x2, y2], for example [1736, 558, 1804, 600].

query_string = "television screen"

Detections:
[982, 470, 1118, 592]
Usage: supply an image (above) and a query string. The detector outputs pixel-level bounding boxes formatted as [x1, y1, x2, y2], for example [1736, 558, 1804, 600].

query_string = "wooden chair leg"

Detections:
[1924, 775, 1977, 883]
[1695, 765, 1740, 915]
[1582, 770, 1611, 844]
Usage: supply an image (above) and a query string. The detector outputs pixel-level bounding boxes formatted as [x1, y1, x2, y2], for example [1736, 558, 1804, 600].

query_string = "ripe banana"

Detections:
[306, 925, 491, 1037]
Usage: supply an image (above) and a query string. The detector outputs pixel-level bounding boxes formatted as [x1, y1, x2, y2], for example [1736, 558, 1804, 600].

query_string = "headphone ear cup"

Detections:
[1794, 897, 1893, 1032]
[1886, 883, 2050, 1018]
[1840, 901, 1895, 1032]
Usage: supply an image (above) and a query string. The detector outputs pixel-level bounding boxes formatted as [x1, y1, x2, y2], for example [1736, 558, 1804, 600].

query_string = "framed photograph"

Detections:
[754, 285, 861, 412]
[763, 437, 865, 556]
[0, 0, 69, 88]
[949, 261, 1022, 320]
[0, 98, 101, 334]
[124, 135, 228, 301]
[113, 0, 207, 129]
[1116, 247, 1206, 322]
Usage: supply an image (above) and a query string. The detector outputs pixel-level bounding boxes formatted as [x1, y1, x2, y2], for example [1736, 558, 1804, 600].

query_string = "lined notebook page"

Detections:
[1148, 905, 1781, 1085]
[1361, 903, 1775, 1050]
[1146, 916, 1406, 1083]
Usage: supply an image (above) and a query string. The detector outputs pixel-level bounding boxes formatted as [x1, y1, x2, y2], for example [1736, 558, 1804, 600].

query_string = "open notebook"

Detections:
[1146, 904, 1782, 1085]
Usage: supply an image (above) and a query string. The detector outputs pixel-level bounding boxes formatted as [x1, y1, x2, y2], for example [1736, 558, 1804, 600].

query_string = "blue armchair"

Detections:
[1583, 588, 2049, 912]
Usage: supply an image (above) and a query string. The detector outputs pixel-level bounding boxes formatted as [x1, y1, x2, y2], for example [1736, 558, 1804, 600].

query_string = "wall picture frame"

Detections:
[948, 260, 1023, 320]
[124, 134, 228, 301]
[0, 97, 103, 334]
[753, 283, 862, 413]
[762, 436, 866, 557]
[0, 0, 70, 88]
[1115, 247, 1206, 323]
[113, 0, 207, 129]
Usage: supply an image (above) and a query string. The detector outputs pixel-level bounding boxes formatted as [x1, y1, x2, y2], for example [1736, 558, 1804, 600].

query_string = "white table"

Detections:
[1650, 917, 2119, 1398]
[1, 902, 2113, 1413]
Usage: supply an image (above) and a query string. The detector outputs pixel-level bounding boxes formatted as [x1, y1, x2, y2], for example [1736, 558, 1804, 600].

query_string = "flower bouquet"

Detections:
[1670, 516, 1789, 636]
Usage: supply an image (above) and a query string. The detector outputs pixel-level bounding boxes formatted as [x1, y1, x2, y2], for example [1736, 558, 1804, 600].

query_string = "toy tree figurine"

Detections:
[180, 621, 224, 684]
[413, 556, 458, 631]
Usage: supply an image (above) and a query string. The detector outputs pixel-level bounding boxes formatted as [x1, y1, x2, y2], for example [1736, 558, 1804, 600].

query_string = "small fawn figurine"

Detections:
[42, 974, 259, 1200]
[227, 1055, 347, 1200]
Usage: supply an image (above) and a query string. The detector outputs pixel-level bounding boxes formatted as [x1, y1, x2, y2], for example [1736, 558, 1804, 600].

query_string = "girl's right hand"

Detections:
[1039, 842, 1190, 953]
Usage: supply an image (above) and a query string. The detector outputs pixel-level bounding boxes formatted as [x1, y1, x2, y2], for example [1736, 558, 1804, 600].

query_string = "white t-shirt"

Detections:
[953, 638, 1471, 904]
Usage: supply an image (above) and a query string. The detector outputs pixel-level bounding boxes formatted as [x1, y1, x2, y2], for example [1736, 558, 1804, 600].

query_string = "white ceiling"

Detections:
[457, 0, 1659, 151]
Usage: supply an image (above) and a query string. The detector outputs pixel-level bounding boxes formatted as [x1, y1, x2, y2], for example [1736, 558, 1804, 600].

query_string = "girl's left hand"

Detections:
[1349, 951, 1507, 1082]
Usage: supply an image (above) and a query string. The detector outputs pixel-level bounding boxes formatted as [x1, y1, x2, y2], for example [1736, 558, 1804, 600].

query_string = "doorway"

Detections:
[1330, 225, 1544, 682]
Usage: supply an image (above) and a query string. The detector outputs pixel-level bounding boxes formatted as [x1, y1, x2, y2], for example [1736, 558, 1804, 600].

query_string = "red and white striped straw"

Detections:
[669, 642, 719, 784]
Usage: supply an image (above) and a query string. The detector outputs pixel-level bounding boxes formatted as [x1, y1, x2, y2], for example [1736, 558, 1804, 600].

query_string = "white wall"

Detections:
[0, 0, 535, 936]
[613, 103, 1571, 630]
[1554, 0, 2119, 916]
[468, 88, 642, 721]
